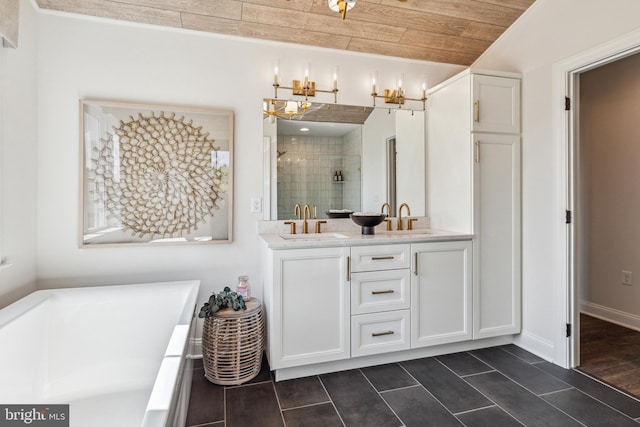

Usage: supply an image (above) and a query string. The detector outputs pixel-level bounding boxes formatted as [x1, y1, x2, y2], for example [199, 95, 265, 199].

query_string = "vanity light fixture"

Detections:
[263, 99, 309, 122]
[328, 0, 356, 20]
[371, 73, 428, 110]
[272, 64, 339, 104]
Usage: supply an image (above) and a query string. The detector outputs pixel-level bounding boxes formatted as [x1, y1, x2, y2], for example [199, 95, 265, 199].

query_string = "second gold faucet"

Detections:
[303, 204, 311, 234]
[397, 203, 411, 230]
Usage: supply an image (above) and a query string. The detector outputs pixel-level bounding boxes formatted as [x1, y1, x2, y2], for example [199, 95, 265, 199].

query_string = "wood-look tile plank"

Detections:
[378, 0, 527, 27]
[476, 0, 535, 11]
[111, 0, 241, 19]
[460, 21, 507, 42]
[181, 13, 351, 51]
[241, 0, 315, 13]
[401, 28, 492, 55]
[242, 3, 406, 43]
[348, 37, 477, 66]
[36, 0, 182, 28]
[35, 0, 536, 65]
[309, 2, 472, 37]
[579, 313, 640, 398]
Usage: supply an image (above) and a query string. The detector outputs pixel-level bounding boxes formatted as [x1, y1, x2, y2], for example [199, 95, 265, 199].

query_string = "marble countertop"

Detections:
[259, 228, 473, 249]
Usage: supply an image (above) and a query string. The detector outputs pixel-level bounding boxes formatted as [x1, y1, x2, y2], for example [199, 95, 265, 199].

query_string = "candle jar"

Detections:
[236, 275, 251, 301]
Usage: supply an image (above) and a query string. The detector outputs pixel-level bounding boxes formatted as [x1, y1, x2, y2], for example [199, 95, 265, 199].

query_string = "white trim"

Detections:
[581, 302, 640, 333]
[513, 330, 554, 362]
[0, 45, 4, 267]
[552, 28, 640, 369]
[189, 338, 202, 359]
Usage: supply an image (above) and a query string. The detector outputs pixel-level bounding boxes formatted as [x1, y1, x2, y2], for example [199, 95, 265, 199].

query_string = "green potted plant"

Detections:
[198, 286, 246, 318]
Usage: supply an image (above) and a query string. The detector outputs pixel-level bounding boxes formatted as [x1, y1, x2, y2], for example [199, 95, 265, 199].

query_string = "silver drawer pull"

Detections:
[371, 289, 395, 295]
[371, 256, 394, 261]
[372, 330, 395, 337]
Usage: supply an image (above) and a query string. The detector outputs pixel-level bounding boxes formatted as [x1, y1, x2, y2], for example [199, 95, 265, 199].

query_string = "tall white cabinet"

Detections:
[427, 69, 521, 339]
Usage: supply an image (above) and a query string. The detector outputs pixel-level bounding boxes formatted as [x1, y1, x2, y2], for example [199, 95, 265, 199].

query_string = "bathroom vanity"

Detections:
[259, 228, 513, 381]
[259, 68, 522, 381]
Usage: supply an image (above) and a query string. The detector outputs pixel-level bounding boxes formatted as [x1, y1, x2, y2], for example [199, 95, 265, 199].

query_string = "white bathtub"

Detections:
[0, 280, 200, 427]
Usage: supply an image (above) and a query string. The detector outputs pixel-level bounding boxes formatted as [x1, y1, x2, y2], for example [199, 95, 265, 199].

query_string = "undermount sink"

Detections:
[279, 232, 348, 240]
[382, 229, 432, 237]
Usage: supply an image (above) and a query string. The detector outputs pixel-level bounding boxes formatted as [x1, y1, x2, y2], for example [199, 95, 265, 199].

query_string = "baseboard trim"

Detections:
[189, 338, 202, 359]
[580, 301, 640, 332]
[513, 330, 554, 363]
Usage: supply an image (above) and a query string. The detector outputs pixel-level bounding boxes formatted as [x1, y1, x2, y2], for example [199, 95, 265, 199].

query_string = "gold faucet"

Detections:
[303, 204, 311, 234]
[294, 203, 302, 219]
[381, 202, 392, 230]
[397, 203, 411, 230]
[381, 202, 391, 216]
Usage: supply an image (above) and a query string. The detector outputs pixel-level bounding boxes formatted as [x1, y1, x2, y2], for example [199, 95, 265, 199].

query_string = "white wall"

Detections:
[474, 0, 640, 361]
[0, 0, 38, 308]
[34, 9, 464, 306]
[362, 108, 395, 213]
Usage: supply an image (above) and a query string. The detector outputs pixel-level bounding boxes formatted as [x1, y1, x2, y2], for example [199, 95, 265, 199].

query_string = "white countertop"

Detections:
[259, 228, 473, 249]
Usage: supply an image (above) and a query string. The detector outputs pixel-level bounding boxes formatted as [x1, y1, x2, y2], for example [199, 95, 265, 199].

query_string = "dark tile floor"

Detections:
[185, 344, 640, 426]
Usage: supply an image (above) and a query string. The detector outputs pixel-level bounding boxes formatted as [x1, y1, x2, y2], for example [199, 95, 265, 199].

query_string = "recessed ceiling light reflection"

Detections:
[300, 127, 310, 132]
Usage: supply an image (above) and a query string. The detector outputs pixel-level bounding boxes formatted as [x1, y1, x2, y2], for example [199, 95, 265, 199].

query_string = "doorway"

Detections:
[568, 43, 640, 397]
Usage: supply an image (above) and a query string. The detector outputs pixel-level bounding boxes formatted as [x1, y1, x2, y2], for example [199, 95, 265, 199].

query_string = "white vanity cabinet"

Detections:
[411, 240, 473, 348]
[350, 245, 411, 357]
[427, 68, 521, 341]
[265, 246, 350, 370]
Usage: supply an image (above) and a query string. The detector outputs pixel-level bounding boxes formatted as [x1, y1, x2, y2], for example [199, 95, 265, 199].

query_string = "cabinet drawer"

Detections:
[351, 310, 410, 357]
[351, 270, 410, 315]
[350, 244, 410, 272]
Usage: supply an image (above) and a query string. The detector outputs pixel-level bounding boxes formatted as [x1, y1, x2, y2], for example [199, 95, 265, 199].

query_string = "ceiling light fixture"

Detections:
[328, 0, 356, 20]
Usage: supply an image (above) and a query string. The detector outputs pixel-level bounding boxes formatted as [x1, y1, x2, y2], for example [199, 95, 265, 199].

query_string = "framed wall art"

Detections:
[80, 100, 233, 247]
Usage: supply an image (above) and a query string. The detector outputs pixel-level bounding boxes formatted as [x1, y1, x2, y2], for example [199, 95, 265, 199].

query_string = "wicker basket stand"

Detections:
[201, 298, 265, 385]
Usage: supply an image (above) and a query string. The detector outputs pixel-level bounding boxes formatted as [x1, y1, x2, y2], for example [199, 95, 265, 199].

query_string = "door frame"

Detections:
[552, 29, 640, 368]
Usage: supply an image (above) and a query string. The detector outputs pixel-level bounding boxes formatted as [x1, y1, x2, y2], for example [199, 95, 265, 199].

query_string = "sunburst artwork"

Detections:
[80, 100, 233, 246]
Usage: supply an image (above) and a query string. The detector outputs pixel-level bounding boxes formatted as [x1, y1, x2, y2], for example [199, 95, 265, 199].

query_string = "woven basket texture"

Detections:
[202, 299, 265, 385]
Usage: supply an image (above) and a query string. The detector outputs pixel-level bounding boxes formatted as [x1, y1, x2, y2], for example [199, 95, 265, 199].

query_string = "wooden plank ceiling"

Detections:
[35, 0, 536, 66]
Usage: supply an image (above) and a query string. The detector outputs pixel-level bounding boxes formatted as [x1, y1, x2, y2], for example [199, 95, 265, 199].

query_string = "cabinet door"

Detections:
[473, 133, 521, 339]
[271, 247, 350, 369]
[472, 75, 520, 134]
[411, 241, 472, 348]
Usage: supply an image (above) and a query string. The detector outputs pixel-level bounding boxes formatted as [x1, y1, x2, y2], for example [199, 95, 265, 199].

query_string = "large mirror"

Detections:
[263, 100, 426, 220]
